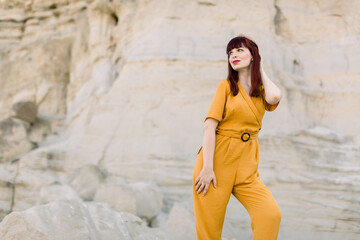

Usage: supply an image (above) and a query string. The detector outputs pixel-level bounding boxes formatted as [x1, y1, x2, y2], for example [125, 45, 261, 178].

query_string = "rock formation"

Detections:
[0, 0, 359, 239]
[0, 199, 166, 240]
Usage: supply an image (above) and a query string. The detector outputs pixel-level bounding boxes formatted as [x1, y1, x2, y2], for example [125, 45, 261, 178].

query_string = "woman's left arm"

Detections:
[261, 66, 282, 105]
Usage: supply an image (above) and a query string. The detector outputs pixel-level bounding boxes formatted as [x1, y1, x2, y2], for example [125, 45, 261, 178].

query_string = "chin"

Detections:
[233, 65, 249, 71]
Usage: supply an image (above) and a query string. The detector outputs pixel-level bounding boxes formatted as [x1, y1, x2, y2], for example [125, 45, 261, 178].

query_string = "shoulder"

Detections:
[219, 78, 229, 86]
[217, 79, 231, 93]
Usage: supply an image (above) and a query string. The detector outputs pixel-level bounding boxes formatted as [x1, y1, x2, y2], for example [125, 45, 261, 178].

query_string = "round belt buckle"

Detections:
[241, 132, 251, 142]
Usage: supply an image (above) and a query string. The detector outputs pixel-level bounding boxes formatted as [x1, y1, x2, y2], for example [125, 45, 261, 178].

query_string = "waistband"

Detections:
[216, 129, 259, 142]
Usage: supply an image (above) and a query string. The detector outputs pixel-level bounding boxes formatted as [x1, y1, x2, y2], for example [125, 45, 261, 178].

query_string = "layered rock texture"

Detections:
[0, 0, 359, 239]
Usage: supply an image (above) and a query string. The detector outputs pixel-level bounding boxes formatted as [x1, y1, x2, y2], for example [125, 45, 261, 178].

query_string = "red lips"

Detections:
[232, 60, 240, 64]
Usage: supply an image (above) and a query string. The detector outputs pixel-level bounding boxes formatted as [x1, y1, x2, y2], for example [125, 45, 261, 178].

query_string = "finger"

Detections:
[197, 183, 204, 194]
[195, 182, 200, 191]
[195, 182, 202, 192]
[213, 177, 217, 189]
[194, 176, 199, 185]
[203, 184, 209, 196]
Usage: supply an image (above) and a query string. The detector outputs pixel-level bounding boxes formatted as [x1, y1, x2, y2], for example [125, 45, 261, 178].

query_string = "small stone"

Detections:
[10, 101, 38, 124]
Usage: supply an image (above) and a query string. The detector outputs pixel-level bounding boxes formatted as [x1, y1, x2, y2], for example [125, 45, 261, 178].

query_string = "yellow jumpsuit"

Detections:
[192, 79, 281, 240]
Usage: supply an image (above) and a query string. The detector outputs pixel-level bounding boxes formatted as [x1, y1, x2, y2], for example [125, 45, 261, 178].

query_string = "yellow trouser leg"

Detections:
[192, 182, 232, 239]
[232, 177, 281, 240]
[193, 165, 232, 240]
[192, 138, 235, 240]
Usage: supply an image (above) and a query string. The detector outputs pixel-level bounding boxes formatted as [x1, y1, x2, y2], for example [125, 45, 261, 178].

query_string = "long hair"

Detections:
[226, 35, 262, 97]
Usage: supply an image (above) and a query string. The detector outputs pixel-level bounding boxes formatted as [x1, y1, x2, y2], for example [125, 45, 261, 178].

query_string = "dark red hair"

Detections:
[226, 35, 263, 97]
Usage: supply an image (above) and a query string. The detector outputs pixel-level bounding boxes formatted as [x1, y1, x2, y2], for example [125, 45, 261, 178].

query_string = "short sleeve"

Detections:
[205, 79, 229, 122]
[262, 87, 280, 112]
[264, 100, 280, 111]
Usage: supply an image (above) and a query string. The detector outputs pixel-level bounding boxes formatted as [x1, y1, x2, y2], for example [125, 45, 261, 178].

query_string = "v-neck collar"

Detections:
[239, 81, 252, 99]
[238, 81, 262, 129]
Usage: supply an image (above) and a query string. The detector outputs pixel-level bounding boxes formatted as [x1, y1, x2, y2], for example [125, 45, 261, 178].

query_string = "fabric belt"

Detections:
[216, 129, 259, 142]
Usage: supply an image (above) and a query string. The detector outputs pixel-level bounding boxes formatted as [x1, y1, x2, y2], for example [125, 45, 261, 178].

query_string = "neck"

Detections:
[237, 67, 251, 86]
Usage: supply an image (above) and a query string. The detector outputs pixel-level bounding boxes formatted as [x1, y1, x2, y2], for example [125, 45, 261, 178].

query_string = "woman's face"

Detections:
[228, 46, 253, 71]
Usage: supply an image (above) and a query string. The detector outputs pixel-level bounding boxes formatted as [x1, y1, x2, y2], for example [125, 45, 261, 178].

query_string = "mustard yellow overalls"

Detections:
[192, 79, 281, 240]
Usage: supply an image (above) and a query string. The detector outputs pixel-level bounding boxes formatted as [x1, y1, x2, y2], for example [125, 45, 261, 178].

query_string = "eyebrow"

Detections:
[229, 47, 242, 54]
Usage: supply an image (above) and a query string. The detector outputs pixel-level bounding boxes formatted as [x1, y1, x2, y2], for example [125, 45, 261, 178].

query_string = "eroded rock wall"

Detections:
[0, 0, 359, 239]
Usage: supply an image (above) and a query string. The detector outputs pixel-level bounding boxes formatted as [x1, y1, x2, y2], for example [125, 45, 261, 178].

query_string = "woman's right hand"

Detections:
[194, 168, 217, 196]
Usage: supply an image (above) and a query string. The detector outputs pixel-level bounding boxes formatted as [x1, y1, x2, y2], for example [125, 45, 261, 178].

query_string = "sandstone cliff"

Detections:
[0, 0, 359, 239]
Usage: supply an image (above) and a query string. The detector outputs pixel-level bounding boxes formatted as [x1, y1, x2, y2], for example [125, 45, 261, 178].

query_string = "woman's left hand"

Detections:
[194, 168, 217, 196]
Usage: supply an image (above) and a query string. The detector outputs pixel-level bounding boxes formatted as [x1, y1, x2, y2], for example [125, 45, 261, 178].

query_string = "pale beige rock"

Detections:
[94, 180, 163, 222]
[94, 181, 137, 215]
[149, 210, 168, 228]
[0, 162, 18, 220]
[27, 117, 52, 143]
[165, 202, 196, 240]
[0, 0, 359, 239]
[67, 164, 108, 201]
[9, 146, 76, 212]
[39, 183, 81, 205]
[10, 101, 38, 124]
[12, 168, 58, 211]
[17, 146, 68, 173]
[129, 181, 163, 221]
[0, 199, 167, 240]
[0, 118, 33, 163]
[0, 37, 71, 136]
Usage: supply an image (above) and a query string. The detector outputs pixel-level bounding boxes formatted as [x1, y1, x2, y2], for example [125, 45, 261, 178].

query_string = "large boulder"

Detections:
[67, 164, 108, 201]
[94, 179, 163, 222]
[165, 202, 196, 240]
[38, 183, 82, 205]
[129, 181, 163, 222]
[0, 199, 166, 240]
[94, 180, 137, 215]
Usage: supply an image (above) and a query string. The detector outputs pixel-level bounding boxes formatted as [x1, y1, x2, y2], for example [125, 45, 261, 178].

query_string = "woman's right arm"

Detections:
[202, 118, 219, 170]
[194, 117, 218, 196]
[195, 79, 227, 196]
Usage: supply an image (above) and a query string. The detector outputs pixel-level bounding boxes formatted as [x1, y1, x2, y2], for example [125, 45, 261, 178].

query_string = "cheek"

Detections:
[241, 52, 251, 60]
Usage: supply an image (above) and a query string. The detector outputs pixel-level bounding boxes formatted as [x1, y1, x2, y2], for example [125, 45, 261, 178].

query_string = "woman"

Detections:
[192, 35, 282, 240]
